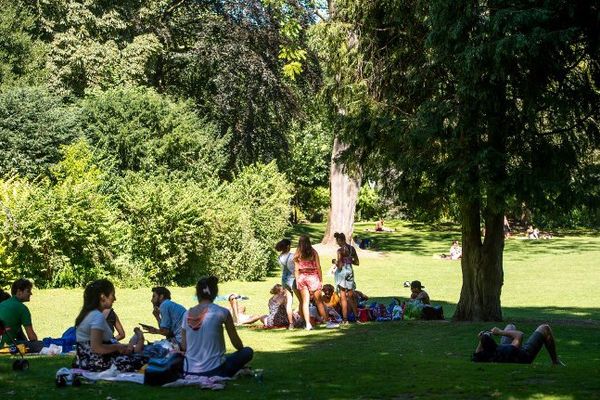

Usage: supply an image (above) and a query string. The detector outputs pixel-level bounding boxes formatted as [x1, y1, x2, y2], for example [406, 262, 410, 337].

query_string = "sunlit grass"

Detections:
[2, 221, 599, 399]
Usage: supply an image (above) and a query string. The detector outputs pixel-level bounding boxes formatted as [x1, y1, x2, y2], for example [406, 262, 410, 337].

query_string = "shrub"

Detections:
[79, 86, 228, 180]
[0, 140, 122, 287]
[119, 173, 216, 285]
[0, 86, 79, 178]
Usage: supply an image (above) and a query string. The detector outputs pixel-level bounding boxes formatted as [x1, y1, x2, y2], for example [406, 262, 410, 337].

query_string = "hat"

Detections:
[410, 280, 424, 289]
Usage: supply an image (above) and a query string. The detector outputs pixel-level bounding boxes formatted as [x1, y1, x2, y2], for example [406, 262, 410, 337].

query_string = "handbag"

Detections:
[143, 352, 184, 386]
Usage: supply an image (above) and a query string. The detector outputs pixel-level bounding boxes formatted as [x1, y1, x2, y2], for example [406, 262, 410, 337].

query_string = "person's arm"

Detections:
[23, 325, 38, 341]
[314, 250, 323, 281]
[90, 329, 131, 355]
[153, 305, 161, 325]
[491, 327, 523, 347]
[224, 312, 244, 351]
[113, 314, 126, 341]
[336, 249, 343, 270]
[351, 246, 360, 266]
[144, 325, 171, 337]
[294, 256, 300, 282]
[180, 326, 187, 352]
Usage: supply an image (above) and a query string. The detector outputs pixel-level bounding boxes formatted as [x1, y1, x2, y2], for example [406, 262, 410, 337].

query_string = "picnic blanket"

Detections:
[69, 365, 145, 384]
[61, 365, 254, 390]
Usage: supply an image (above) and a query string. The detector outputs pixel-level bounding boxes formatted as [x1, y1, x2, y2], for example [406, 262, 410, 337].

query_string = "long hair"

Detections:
[295, 235, 314, 261]
[196, 276, 219, 302]
[75, 279, 115, 327]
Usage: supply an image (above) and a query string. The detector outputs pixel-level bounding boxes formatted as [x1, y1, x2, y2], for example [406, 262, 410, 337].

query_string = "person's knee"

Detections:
[242, 347, 254, 362]
[536, 324, 551, 337]
[504, 323, 516, 331]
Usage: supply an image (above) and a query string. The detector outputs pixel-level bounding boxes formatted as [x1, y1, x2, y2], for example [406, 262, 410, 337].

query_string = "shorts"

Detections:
[519, 331, 545, 363]
[282, 271, 296, 292]
[334, 264, 356, 291]
[296, 272, 322, 292]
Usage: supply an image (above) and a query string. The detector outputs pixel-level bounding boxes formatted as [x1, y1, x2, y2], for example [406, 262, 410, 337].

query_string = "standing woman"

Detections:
[276, 239, 302, 329]
[75, 280, 145, 372]
[181, 276, 253, 377]
[334, 232, 360, 324]
[294, 235, 328, 330]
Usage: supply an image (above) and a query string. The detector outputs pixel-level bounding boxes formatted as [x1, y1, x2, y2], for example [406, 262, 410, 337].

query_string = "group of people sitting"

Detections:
[268, 232, 364, 330]
[0, 278, 253, 377]
[0, 231, 564, 376]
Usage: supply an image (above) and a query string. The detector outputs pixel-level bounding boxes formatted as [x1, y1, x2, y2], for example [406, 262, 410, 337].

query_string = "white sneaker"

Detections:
[326, 321, 339, 329]
[305, 324, 313, 331]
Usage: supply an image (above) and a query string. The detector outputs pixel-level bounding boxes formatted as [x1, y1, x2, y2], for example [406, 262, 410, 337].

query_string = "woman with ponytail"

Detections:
[75, 279, 145, 372]
[181, 276, 253, 377]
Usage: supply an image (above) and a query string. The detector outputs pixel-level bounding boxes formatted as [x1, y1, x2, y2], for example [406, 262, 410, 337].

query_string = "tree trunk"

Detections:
[321, 136, 361, 245]
[453, 199, 504, 321]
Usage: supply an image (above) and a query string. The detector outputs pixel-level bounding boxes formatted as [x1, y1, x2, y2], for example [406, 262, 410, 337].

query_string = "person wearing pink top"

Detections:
[293, 235, 329, 330]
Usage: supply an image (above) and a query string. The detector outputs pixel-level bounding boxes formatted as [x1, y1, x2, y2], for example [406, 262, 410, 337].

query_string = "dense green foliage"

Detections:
[0, 1, 46, 88]
[0, 141, 121, 287]
[0, 141, 291, 288]
[0, 86, 79, 178]
[315, 1, 600, 225]
[79, 86, 227, 179]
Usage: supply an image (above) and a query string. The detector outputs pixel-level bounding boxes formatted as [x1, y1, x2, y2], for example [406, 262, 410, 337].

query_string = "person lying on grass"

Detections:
[229, 284, 290, 328]
[75, 279, 146, 372]
[472, 323, 564, 365]
[181, 276, 253, 377]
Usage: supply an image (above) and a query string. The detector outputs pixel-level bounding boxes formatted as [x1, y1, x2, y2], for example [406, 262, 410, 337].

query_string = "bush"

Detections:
[119, 173, 216, 285]
[79, 86, 228, 180]
[0, 140, 122, 287]
[117, 162, 291, 285]
[214, 162, 292, 280]
[0, 86, 79, 178]
[356, 185, 385, 221]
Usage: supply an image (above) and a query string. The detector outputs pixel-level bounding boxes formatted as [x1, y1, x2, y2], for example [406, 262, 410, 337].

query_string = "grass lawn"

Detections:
[1, 221, 599, 399]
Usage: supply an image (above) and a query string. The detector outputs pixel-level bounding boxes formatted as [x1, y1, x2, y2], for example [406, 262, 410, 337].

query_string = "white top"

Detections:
[278, 252, 295, 275]
[183, 303, 230, 373]
[76, 309, 113, 343]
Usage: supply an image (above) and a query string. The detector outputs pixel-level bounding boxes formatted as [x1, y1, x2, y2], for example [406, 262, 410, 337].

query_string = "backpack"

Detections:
[422, 305, 444, 320]
[143, 352, 184, 386]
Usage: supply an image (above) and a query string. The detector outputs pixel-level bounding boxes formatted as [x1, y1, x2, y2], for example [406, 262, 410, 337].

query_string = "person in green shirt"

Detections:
[0, 279, 42, 352]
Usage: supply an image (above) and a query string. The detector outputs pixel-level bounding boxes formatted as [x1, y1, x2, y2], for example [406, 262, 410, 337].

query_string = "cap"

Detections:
[410, 280, 424, 289]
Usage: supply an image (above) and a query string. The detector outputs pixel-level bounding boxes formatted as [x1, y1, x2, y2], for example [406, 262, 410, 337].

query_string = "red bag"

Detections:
[358, 308, 371, 322]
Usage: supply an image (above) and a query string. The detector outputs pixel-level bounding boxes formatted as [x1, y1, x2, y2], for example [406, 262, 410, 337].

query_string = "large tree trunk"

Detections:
[453, 199, 504, 321]
[321, 136, 361, 245]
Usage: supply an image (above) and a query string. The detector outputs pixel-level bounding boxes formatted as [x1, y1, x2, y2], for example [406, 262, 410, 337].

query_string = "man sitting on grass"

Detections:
[142, 287, 186, 347]
[472, 323, 564, 365]
[0, 279, 43, 352]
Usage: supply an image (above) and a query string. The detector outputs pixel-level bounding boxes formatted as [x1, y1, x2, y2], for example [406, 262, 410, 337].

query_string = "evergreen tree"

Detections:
[325, 0, 600, 320]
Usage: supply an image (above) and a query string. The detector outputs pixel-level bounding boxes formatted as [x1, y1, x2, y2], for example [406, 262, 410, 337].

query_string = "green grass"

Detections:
[2, 221, 599, 399]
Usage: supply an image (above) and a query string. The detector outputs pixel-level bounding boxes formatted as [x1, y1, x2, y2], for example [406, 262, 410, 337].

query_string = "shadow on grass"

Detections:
[1, 304, 598, 399]
[505, 237, 600, 261]
[244, 303, 600, 399]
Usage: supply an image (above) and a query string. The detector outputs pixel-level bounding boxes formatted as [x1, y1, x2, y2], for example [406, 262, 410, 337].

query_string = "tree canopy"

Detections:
[315, 0, 600, 320]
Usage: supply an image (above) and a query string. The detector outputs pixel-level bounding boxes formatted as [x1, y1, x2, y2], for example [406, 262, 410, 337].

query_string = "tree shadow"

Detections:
[248, 302, 600, 399]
